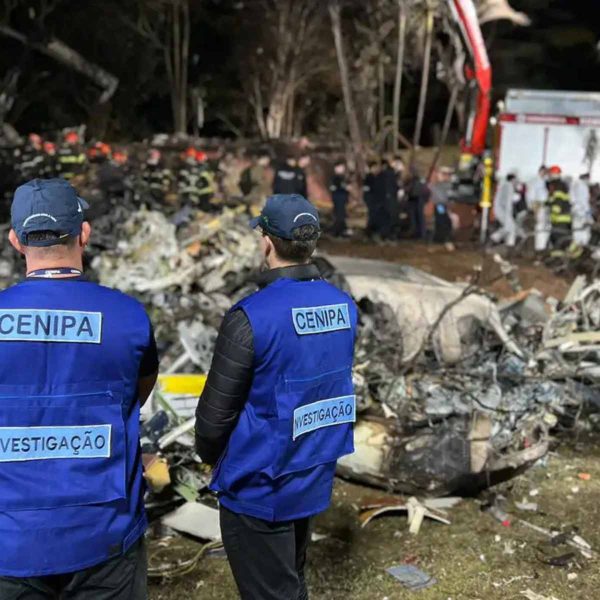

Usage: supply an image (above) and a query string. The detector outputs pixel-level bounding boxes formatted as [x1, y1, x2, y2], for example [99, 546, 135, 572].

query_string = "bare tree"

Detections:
[122, 0, 191, 134]
[240, 0, 325, 140]
[0, 0, 119, 111]
[428, 85, 458, 178]
[412, 0, 433, 149]
[329, 0, 365, 174]
[392, 0, 406, 153]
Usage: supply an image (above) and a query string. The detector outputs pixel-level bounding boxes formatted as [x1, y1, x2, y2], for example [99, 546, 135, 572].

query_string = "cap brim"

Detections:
[77, 196, 90, 210]
[249, 216, 261, 229]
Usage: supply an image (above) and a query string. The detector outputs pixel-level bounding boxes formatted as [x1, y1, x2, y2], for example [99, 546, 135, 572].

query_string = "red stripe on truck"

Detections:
[500, 113, 600, 126]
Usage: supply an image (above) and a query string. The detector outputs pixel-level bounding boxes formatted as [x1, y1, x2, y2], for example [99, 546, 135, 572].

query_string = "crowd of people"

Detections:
[3, 131, 597, 254]
[2, 135, 459, 246]
[324, 155, 457, 248]
[492, 164, 598, 253]
[0, 132, 219, 214]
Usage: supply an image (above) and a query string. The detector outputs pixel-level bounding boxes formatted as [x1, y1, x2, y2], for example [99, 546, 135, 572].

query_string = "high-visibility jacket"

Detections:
[549, 190, 572, 226]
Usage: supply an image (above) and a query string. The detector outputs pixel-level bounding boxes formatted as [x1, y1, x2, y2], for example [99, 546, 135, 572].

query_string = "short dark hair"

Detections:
[25, 231, 77, 246]
[268, 224, 319, 263]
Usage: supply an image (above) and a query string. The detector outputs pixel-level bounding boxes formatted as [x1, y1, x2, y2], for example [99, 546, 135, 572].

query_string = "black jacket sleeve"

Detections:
[195, 309, 254, 465]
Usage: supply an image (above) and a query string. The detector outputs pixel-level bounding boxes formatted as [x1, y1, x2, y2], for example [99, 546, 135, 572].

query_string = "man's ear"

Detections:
[264, 235, 274, 259]
[80, 222, 91, 248]
[8, 229, 25, 255]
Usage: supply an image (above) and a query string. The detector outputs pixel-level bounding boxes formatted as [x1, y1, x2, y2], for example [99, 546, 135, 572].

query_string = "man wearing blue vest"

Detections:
[0, 178, 158, 599]
[195, 194, 358, 600]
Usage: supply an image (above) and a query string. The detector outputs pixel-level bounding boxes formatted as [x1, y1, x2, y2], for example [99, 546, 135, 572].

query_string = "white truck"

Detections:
[495, 89, 600, 182]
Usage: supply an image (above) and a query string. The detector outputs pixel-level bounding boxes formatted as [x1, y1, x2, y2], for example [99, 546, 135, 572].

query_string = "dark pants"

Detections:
[364, 195, 376, 234]
[380, 198, 399, 239]
[220, 504, 311, 600]
[408, 199, 427, 239]
[550, 224, 572, 249]
[332, 193, 348, 236]
[433, 204, 452, 243]
[370, 202, 386, 236]
[0, 538, 147, 600]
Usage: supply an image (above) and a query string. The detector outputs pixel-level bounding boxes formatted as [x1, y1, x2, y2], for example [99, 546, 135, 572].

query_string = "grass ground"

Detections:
[149, 238, 589, 600]
[148, 438, 600, 600]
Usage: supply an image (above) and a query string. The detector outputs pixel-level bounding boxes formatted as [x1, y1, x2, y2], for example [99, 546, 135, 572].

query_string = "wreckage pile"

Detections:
[73, 202, 600, 503]
[1, 195, 599, 561]
[335, 257, 600, 495]
[92, 205, 261, 373]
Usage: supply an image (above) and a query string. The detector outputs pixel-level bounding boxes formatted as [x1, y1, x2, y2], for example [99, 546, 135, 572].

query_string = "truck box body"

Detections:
[496, 89, 600, 182]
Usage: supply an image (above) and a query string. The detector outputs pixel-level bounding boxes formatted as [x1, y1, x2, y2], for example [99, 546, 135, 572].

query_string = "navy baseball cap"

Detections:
[11, 178, 89, 247]
[250, 194, 320, 240]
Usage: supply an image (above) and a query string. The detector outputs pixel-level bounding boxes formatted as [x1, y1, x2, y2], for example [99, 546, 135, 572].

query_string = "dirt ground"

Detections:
[149, 438, 600, 600]
[320, 237, 572, 301]
[149, 237, 588, 600]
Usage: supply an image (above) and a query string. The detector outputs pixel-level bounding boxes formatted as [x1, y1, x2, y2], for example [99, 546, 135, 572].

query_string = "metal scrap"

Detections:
[161, 502, 221, 542]
[386, 565, 437, 591]
[359, 496, 452, 534]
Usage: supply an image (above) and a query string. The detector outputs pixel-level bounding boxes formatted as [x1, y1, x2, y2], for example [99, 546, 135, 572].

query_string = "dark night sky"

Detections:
[488, 0, 600, 95]
[1, 0, 598, 138]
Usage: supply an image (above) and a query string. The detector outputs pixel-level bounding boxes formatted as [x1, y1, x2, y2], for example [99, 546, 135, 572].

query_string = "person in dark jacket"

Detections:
[406, 166, 430, 239]
[273, 155, 306, 196]
[363, 161, 380, 236]
[329, 160, 350, 237]
[375, 159, 400, 239]
[97, 152, 127, 203]
[195, 194, 357, 600]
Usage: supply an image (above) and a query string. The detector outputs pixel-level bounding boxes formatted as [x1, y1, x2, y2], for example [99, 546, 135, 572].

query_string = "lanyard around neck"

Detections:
[26, 268, 83, 279]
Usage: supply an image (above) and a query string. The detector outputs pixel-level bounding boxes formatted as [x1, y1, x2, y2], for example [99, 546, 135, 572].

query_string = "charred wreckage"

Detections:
[0, 199, 598, 547]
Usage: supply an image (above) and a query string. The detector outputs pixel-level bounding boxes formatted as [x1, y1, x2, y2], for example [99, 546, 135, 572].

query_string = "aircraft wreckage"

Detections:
[1, 205, 595, 498]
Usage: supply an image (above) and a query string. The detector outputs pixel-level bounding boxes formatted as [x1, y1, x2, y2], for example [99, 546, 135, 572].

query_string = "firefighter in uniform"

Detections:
[57, 132, 86, 181]
[0, 178, 158, 598]
[178, 147, 203, 205]
[547, 165, 572, 248]
[42, 141, 58, 179]
[14, 134, 45, 183]
[142, 149, 172, 202]
[97, 151, 129, 203]
[196, 194, 357, 600]
[87, 142, 112, 164]
[195, 150, 218, 211]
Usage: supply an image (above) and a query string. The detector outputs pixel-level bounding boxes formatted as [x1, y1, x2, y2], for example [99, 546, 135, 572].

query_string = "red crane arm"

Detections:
[448, 0, 492, 155]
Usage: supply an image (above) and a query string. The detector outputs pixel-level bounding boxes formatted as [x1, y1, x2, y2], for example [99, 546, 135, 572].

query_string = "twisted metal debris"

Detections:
[81, 206, 600, 496]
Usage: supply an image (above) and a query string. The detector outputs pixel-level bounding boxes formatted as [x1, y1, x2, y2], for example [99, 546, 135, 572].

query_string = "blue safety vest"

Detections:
[211, 277, 358, 521]
[0, 278, 151, 577]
